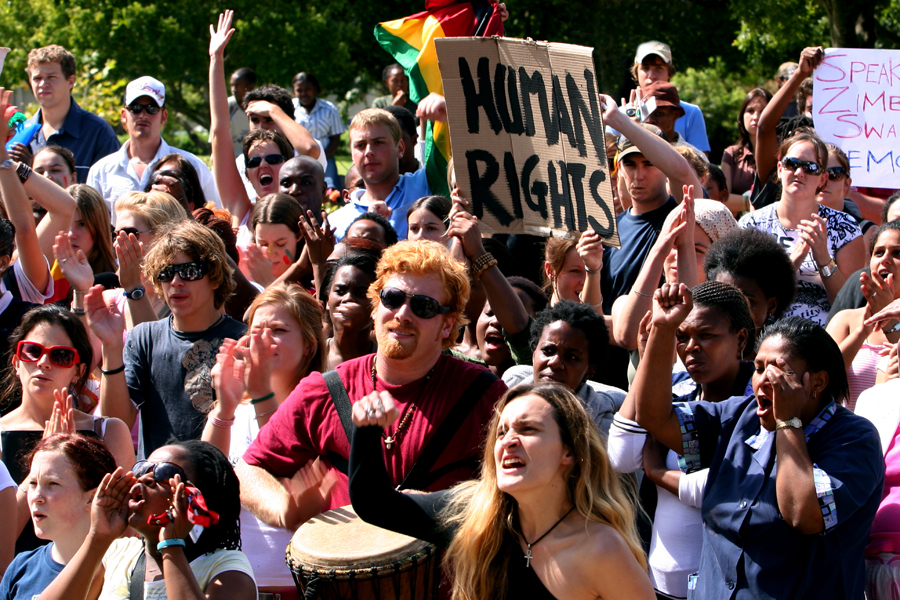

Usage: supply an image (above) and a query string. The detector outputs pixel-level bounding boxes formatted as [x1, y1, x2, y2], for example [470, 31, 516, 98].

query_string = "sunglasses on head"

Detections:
[157, 261, 208, 283]
[246, 154, 286, 169]
[16, 341, 80, 368]
[827, 166, 849, 181]
[781, 157, 822, 176]
[132, 460, 188, 484]
[379, 287, 450, 319]
[126, 103, 162, 115]
[116, 227, 150, 237]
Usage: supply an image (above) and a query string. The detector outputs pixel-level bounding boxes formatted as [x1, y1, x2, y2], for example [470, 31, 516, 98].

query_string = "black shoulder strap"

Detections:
[2, 268, 20, 301]
[324, 370, 353, 442]
[324, 369, 353, 475]
[399, 369, 496, 491]
[129, 551, 145, 600]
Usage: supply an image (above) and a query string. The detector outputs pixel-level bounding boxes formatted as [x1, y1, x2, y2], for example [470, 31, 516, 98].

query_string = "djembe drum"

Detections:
[286, 505, 439, 599]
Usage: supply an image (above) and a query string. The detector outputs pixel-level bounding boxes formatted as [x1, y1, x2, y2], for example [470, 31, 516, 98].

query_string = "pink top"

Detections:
[847, 343, 882, 412]
[867, 419, 900, 556]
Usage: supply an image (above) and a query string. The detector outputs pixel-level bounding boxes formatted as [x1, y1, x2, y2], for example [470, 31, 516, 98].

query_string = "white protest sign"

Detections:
[435, 37, 619, 246]
[813, 48, 900, 188]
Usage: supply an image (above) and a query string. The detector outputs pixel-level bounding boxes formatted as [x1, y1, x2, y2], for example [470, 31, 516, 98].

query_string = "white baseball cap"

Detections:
[125, 76, 166, 107]
[634, 41, 673, 66]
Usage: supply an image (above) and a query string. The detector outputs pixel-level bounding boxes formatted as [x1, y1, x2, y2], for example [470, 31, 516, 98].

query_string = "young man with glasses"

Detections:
[90, 219, 246, 459]
[237, 240, 507, 530]
[15, 45, 120, 183]
[87, 76, 220, 220]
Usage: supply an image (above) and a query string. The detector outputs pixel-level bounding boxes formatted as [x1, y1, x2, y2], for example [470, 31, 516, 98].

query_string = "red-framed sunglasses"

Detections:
[16, 341, 80, 368]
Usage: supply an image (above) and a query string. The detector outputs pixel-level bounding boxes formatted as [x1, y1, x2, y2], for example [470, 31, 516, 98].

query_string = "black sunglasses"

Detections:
[16, 341, 80, 368]
[157, 261, 208, 283]
[781, 157, 822, 176]
[126, 104, 162, 115]
[246, 154, 286, 169]
[827, 166, 849, 181]
[379, 287, 450, 319]
[132, 460, 187, 484]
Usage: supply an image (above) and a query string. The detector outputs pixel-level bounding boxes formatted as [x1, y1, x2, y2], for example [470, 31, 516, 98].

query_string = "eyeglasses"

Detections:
[379, 287, 450, 319]
[157, 261, 208, 283]
[132, 460, 187, 484]
[246, 154, 286, 169]
[126, 103, 162, 115]
[16, 341, 80, 368]
[827, 166, 849, 181]
[781, 157, 822, 176]
[116, 227, 150, 237]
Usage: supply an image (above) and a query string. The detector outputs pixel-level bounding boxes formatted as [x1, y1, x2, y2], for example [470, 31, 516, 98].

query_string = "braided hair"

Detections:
[167, 439, 242, 554]
[692, 280, 756, 358]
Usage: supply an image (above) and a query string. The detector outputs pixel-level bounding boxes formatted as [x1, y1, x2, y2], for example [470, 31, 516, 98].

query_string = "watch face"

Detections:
[128, 288, 144, 300]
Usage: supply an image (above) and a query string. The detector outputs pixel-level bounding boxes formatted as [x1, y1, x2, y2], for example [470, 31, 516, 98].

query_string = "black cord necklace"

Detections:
[522, 506, 575, 568]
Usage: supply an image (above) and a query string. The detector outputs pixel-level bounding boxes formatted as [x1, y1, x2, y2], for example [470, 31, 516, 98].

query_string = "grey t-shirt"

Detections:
[125, 315, 247, 459]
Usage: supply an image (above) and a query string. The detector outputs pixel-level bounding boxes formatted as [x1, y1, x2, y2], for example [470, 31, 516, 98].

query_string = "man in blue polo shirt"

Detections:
[15, 45, 120, 183]
[329, 108, 429, 241]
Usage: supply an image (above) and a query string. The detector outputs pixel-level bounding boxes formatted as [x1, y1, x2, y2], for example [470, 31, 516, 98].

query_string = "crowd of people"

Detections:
[0, 8, 898, 600]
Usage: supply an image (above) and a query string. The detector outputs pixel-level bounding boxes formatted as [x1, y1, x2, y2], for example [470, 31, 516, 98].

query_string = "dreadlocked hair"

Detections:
[166, 439, 241, 554]
[692, 280, 756, 358]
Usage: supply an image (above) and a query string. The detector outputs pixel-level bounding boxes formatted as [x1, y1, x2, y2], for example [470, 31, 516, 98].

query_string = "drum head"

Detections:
[289, 505, 430, 570]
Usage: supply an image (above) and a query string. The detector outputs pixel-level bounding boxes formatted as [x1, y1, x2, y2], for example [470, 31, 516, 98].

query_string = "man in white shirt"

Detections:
[87, 76, 220, 219]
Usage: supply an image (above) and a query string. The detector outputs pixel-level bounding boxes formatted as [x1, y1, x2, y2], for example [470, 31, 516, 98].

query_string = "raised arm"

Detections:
[611, 200, 688, 349]
[601, 95, 702, 196]
[756, 47, 824, 184]
[0, 90, 50, 295]
[28, 171, 77, 263]
[208, 11, 253, 228]
[84, 285, 137, 428]
[245, 101, 320, 160]
[630, 283, 693, 452]
[446, 210, 529, 335]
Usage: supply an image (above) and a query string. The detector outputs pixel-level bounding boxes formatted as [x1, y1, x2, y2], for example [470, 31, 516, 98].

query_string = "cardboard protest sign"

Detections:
[435, 37, 619, 246]
[814, 48, 900, 188]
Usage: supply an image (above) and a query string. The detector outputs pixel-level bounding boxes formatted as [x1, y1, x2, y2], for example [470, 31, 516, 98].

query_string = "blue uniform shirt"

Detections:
[674, 396, 883, 599]
[27, 97, 121, 183]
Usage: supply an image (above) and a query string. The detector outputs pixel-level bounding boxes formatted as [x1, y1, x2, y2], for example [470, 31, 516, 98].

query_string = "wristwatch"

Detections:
[0, 159, 13, 171]
[775, 417, 803, 431]
[820, 259, 838, 279]
[123, 286, 145, 301]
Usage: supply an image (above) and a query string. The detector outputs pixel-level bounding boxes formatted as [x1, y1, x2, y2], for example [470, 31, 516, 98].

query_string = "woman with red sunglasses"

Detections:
[0, 305, 134, 554]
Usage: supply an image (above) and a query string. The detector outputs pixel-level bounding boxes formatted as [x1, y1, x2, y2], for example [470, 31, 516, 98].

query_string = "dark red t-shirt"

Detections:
[242, 353, 507, 509]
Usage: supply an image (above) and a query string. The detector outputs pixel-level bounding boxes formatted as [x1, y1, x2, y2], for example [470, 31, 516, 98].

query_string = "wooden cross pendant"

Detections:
[524, 545, 533, 568]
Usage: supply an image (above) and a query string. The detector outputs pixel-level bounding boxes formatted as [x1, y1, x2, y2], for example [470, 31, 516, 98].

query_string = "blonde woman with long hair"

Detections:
[349, 382, 654, 599]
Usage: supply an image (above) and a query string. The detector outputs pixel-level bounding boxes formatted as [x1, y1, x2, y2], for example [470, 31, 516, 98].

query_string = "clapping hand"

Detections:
[90, 468, 137, 545]
[54, 231, 94, 292]
[43, 389, 76, 438]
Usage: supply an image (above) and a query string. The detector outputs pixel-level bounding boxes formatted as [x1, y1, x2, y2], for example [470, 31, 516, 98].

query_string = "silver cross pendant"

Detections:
[524, 545, 533, 568]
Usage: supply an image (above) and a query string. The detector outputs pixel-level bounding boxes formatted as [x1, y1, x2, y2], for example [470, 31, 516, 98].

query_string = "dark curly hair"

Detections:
[350, 212, 398, 248]
[757, 317, 849, 406]
[242, 84, 295, 121]
[704, 228, 796, 320]
[507, 276, 549, 316]
[319, 252, 379, 305]
[692, 280, 756, 358]
[529, 300, 608, 374]
[166, 439, 242, 554]
[883, 191, 900, 224]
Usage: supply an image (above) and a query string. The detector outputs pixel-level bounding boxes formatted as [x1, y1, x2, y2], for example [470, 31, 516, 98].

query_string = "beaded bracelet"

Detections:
[250, 392, 275, 404]
[471, 252, 498, 280]
[210, 415, 235, 429]
[157, 538, 186, 552]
